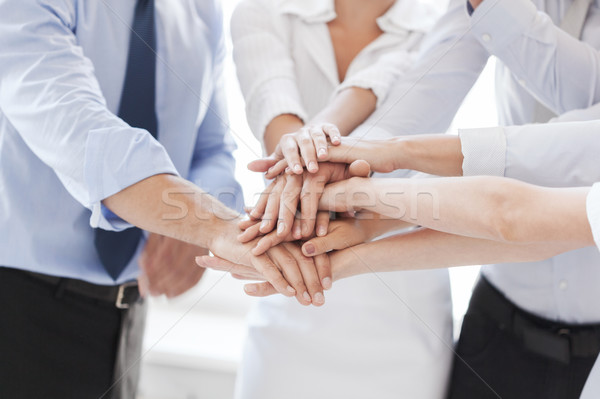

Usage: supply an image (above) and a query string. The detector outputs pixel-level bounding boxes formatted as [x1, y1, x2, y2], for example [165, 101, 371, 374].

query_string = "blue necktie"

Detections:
[95, 0, 158, 280]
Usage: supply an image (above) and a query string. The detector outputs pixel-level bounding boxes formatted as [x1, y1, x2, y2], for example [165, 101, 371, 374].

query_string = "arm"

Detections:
[328, 227, 589, 281]
[352, 0, 489, 139]
[469, 0, 600, 114]
[0, 0, 177, 230]
[320, 175, 594, 246]
[197, 227, 586, 296]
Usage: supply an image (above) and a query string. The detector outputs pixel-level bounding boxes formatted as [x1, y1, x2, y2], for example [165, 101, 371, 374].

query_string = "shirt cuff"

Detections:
[85, 126, 179, 231]
[459, 126, 507, 176]
[469, 0, 538, 52]
[587, 183, 600, 252]
[246, 77, 308, 141]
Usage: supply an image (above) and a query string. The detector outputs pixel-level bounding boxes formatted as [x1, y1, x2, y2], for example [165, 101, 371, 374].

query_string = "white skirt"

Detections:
[235, 268, 453, 399]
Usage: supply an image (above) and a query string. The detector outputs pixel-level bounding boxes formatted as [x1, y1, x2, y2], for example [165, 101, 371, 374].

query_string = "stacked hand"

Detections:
[196, 127, 411, 304]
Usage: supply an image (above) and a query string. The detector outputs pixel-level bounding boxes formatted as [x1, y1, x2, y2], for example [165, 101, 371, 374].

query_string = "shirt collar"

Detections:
[277, 0, 447, 34]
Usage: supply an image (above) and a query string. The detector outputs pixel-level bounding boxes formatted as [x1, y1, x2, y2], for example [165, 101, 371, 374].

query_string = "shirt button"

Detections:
[482, 33, 492, 42]
[559, 280, 568, 291]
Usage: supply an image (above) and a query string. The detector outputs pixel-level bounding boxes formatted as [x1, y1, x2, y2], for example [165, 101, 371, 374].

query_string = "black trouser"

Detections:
[448, 277, 600, 399]
[0, 267, 146, 399]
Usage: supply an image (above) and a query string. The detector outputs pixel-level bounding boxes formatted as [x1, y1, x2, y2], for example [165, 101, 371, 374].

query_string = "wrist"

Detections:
[391, 137, 415, 171]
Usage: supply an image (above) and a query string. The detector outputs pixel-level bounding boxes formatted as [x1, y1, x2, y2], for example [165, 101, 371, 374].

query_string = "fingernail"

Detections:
[302, 291, 311, 302]
[322, 277, 332, 290]
[304, 243, 315, 255]
[308, 162, 318, 172]
[277, 221, 286, 235]
[195, 256, 202, 264]
[313, 292, 325, 305]
[293, 164, 303, 174]
[260, 219, 269, 230]
[317, 226, 327, 237]
[287, 286, 296, 295]
[244, 285, 257, 294]
[294, 225, 302, 239]
[318, 148, 327, 158]
[285, 167, 291, 174]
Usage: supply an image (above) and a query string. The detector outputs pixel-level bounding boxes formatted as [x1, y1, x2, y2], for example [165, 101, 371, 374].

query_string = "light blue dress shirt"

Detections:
[0, 0, 243, 285]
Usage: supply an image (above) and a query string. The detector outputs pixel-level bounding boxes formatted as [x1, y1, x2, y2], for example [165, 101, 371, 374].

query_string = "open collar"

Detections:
[277, 0, 447, 33]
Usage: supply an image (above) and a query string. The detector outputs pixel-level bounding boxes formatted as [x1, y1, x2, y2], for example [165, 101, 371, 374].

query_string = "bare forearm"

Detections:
[103, 174, 238, 249]
[310, 87, 377, 136]
[326, 134, 463, 176]
[398, 135, 463, 176]
[263, 114, 304, 153]
[326, 176, 593, 246]
[331, 228, 584, 281]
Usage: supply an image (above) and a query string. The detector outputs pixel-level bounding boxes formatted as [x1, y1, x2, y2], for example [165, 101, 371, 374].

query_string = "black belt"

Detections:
[471, 277, 600, 364]
[24, 270, 140, 309]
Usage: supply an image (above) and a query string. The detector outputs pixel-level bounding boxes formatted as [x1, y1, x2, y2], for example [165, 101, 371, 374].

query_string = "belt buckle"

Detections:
[116, 281, 138, 309]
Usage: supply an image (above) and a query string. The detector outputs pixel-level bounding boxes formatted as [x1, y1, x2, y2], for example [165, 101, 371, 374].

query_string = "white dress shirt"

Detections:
[232, 1, 454, 398]
[0, 0, 242, 284]
[580, 183, 600, 397]
[456, 116, 600, 398]
[362, 0, 600, 324]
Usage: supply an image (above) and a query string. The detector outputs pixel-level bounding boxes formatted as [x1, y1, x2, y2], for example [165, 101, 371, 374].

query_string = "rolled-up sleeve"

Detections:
[231, 0, 308, 140]
[470, 0, 600, 114]
[335, 50, 416, 107]
[459, 116, 600, 187]
[587, 183, 600, 252]
[459, 126, 506, 176]
[0, 0, 178, 230]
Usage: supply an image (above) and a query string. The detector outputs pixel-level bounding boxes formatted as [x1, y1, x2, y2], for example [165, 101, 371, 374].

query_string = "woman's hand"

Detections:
[253, 124, 343, 176]
[196, 241, 331, 305]
[196, 246, 359, 298]
[251, 136, 401, 179]
[318, 176, 376, 214]
[242, 161, 372, 252]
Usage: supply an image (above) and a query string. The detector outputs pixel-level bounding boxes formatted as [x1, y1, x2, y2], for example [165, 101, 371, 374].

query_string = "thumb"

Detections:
[302, 231, 341, 256]
[244, 282, 278, 297]
[348, 160, 371, 178]
[248, 157, 278, 173]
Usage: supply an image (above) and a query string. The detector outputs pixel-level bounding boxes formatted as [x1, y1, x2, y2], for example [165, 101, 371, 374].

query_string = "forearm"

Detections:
[331, 228, 582, 281]
[103, 174, 239, 249]
[333, 176, 593, 245]
[397, 135, 463, 176]
[310, 87, 376, 136]
[263, 114, 304, 153]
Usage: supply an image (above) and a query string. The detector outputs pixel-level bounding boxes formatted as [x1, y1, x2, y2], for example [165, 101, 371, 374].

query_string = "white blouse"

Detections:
[232, 0, 446, 139]
[231, 1, 454, 399]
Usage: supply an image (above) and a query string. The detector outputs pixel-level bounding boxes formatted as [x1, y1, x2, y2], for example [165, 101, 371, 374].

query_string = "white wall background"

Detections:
[138, 1, 499, 398]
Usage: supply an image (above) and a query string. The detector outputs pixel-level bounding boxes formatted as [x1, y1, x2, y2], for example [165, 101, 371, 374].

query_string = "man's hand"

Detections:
[138, 234, 208, 298]
[208, 221, 329, 305]
[196, 246, 356, 298]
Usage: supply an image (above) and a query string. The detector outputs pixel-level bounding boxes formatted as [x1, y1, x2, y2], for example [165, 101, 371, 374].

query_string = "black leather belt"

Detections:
[471, 277, 600, 364]
[24, 270, 140, 309]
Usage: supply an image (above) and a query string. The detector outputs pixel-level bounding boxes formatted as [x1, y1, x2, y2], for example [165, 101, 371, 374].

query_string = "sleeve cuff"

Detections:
[470, 0, 538, 51]
[459, 126, 507, 176]
[245, 77, 308, 140]
[587, 183, 600, 252]
[85, 126, 179, 230]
